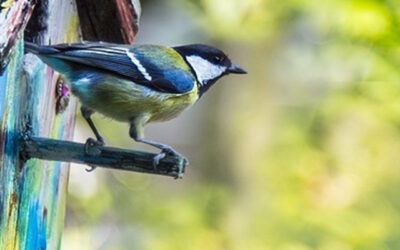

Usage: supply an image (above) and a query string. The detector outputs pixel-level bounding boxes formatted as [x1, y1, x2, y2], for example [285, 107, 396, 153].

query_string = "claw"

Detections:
[152, 152, 166, 169]
[85, 165, 97, 172]
[84, 138, 104, 156]
[152, 147, 189, 179]
[162, 147, 189, 164]
[83, 137, 105, 172]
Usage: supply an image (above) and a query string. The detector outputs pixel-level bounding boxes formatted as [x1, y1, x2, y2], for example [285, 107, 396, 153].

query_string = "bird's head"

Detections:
[174, 44, 246, 96]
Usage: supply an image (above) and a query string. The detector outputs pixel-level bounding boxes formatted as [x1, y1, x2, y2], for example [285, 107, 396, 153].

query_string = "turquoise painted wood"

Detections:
[0, 0, 80, 248]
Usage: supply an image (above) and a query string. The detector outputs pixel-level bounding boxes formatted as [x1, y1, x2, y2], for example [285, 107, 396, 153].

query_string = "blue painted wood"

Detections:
[0, 0, 142, 248]
[0, 0, 80, 248]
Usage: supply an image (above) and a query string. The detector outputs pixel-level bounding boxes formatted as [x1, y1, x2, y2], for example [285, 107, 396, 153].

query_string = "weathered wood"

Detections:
[0, 0, 36, 73]
[0, 0, 80, 249]
[21, 137, 186, 179]
[75, 0, 141, 43]
[0, 0, 143, 248]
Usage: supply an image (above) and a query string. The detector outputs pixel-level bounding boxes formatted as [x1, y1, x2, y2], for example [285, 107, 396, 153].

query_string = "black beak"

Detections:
[228, 63, 247, 74]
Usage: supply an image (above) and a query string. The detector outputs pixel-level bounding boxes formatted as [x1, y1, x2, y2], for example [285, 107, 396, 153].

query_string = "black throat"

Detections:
[197, 74, 226, 97]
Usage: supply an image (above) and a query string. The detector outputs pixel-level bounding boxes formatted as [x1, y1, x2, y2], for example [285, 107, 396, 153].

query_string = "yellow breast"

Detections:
[73, 77, 199, 123]
[149, 88, 199, 122]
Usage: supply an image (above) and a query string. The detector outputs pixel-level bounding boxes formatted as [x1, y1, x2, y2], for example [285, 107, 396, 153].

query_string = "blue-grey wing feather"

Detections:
[38, 42, 194, 94]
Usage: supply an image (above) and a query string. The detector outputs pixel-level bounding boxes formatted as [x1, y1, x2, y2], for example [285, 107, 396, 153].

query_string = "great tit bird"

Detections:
[24, 41, 246, 170]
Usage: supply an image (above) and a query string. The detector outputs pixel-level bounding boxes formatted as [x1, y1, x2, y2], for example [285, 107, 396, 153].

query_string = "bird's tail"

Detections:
[24, 41, 58, 55]
[24, 41, 40, 54]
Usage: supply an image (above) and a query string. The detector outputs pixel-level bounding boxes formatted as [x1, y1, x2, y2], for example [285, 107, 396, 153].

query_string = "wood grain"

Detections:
[0, 0, 80, 249]
[76, 0, 140, 43]
[0, 0, 36, 73]
[0, 0, 142, 248]
[21, 137, 186, 179]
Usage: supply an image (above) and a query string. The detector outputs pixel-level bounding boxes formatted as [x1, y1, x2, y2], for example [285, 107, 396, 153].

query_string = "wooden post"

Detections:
[0, 0, 80, 248]
[0, 0, 142, 249]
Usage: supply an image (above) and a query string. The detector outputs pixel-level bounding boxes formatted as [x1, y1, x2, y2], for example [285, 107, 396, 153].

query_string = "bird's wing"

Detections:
[38, 42, 196, 94]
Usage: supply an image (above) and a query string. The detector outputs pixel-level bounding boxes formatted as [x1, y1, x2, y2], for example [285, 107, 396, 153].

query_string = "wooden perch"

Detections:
[21, 136, 186, 179]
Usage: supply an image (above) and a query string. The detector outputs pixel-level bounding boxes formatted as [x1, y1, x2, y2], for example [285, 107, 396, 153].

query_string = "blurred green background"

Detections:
[62, 0, 400, 249]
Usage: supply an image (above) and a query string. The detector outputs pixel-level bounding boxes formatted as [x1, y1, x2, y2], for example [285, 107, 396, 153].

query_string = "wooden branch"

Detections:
[0, 0, 36, 73]
[75, 0, 141, 43]
[21, 136, 186, 179]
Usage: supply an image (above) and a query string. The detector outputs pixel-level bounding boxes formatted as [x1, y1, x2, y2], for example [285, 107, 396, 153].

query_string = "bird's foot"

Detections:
[84, 137, 105, 155]
[152, 147, 188, 178]
[84, 137, 105, 172]
[153, 152, 167, 168]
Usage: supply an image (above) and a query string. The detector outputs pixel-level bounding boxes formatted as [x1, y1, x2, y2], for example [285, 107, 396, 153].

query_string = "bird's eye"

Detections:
[213, 56, 223, 63]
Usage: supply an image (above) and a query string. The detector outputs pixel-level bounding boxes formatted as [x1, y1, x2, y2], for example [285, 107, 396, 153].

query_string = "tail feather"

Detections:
[24, 41, 59, 54]
[24, 41, 40, 54]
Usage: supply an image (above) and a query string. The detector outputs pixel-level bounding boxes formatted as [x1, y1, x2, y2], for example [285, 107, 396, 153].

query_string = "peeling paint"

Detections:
[0, 0, 80, 249]
[0, 0, 36, 73]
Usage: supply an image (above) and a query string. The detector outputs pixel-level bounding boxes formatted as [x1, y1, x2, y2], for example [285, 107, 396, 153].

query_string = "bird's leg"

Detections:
[81, 106, 105, 172]
[81, 106, 105, 144]
[129, 120, 188, 169]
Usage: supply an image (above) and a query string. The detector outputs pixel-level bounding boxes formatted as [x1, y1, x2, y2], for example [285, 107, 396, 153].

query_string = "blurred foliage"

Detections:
[64, 0, 400, 249]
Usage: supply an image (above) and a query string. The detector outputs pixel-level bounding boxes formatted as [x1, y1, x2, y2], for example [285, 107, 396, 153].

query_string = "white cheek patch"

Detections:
[126, 50, 152, 81]
[186, 55, 226, 85]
